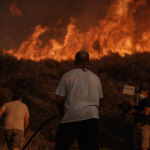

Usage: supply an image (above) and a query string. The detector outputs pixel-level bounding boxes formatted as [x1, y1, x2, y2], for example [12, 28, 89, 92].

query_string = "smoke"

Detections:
[0, 0, 150, 59]
[0, 0, 112, 50]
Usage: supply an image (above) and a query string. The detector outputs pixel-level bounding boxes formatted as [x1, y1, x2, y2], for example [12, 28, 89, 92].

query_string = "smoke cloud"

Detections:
[0, 0, 150, 61]
[0, 0, 112, 50]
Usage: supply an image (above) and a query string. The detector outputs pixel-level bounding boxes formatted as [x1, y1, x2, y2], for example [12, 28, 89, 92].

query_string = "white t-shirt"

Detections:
[55, 68, 103, 123]
[0, 100, 29, 132]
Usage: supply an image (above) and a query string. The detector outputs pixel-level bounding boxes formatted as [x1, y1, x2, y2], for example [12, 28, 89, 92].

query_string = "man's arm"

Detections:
[0, 109, 5, 119]
[24, 117, 29, 130]
[128, 107, 149, 115]
[55, 95, 66, 117]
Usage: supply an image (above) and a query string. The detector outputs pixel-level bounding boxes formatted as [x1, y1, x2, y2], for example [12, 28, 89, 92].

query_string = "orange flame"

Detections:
[7, 0, 149, 62]
[10, 3, 23, 16]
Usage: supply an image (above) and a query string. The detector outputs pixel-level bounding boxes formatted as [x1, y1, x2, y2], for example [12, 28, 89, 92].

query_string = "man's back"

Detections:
[1, 100, 29, 132]
[55, 68, 103, 123]
[55, 50, 103, 150]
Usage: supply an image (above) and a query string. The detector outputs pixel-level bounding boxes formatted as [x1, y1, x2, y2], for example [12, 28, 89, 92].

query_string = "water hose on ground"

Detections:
[22, 115, 59, 150]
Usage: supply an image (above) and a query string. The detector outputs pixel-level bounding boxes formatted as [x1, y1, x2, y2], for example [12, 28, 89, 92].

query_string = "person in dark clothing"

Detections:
[128, 85, 150, 150]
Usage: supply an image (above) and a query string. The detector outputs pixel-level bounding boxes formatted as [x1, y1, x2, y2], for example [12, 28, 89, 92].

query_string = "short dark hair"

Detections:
[136, 85, 148, 93]
[75, 50, 89, 64]
[12, 93, 21, 101]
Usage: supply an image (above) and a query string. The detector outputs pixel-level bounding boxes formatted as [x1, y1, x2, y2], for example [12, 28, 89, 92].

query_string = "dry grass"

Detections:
[0, 52, 150, 149]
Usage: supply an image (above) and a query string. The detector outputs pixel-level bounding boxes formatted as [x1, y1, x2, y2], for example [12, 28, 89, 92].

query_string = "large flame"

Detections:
[6, 0, 149, 61]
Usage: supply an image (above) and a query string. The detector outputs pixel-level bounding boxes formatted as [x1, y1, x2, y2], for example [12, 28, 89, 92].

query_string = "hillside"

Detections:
[0, 52, 150, 150]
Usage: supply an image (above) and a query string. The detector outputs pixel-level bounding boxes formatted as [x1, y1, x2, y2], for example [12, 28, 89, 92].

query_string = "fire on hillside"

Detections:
[5, 0, 150, 62]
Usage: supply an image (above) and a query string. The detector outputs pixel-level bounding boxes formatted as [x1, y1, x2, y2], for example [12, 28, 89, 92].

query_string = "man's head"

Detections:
[75, 50, 89, 66]
[12, 92, 22, 101]
[137, 85, 148, 99]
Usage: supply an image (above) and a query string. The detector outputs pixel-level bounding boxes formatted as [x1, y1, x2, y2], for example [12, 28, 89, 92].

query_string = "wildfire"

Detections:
[6, 0, 150, 62]
[9, 3, 23, 17]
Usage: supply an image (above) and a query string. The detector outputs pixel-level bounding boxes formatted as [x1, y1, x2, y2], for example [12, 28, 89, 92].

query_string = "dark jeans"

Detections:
[55, 118, 99, 150]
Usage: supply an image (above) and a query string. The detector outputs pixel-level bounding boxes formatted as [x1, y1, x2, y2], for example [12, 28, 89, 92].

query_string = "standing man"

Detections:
[55, 50, 103, 150]
[0, 92, 29, 150]
[128, 85, 150, 150]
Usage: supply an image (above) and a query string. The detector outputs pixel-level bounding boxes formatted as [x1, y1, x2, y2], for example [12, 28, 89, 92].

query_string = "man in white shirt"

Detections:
[0, 92, 29, 150]
[55, 50, 103, 150]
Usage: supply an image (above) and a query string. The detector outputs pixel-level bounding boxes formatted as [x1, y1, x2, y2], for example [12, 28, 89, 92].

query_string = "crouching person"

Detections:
[0, 92, 29, 150]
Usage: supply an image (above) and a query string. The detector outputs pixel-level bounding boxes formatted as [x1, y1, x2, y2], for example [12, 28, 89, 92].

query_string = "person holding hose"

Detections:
[55, 50, 103, 150]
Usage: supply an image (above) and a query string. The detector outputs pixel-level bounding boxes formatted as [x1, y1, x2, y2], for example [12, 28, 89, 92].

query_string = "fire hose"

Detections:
[22, 115, 59, 150]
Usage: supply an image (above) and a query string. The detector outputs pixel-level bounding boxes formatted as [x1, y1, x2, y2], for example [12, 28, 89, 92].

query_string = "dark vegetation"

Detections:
[0, 52, 150, 150]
